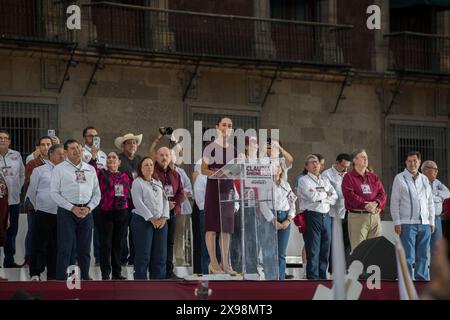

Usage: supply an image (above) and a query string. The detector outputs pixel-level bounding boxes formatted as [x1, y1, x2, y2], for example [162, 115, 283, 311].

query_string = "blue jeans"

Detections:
[304, 211, 331, 280]
[131, 213, 168, 280]
[4, 204, 20, 266]
[400, 223, 431, 281]
[276, 210, 291, 280]
[56, 208, 93, 280]
[430, 215, 442, 259]
[25, 210, 35, 260]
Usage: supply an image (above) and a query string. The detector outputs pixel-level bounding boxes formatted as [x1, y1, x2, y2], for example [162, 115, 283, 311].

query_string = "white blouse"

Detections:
[131, 177, 170, 221]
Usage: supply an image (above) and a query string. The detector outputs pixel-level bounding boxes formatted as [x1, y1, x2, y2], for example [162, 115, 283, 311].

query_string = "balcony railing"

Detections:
[85, 2, 353, 67]
[385, 31, 450, 75]
[0, 0, 73, 44]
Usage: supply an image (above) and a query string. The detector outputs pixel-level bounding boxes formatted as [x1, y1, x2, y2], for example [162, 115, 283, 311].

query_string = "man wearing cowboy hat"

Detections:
[115, 133, 143, 266]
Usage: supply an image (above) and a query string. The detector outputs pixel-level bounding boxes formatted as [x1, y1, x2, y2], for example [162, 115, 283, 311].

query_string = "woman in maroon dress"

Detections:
[202, 117, 237, 275]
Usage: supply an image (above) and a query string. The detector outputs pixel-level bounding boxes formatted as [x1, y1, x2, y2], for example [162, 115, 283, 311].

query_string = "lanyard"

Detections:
[65, 159, 83, 171]
[307, 174, 323, 188]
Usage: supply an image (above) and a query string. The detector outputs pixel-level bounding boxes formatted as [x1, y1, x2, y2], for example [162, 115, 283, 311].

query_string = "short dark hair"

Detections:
[48, 144, 63, 155]
[63, 139, 79, 150]
[0, 130, 10, 139]
[336, 153, 351, 163]
[406, 151, 421, 161]
[38, 136, 52, 145]
[137, 156, 159, 181]
[82, 126, 96, 137]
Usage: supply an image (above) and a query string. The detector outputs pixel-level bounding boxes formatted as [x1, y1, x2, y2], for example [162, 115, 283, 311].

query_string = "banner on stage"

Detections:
[244, 164, 272, 189]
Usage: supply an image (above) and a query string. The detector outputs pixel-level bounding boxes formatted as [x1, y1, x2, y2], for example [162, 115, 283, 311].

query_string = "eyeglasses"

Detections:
[0, 137, 10, 142]
[425, 166, 438, 171]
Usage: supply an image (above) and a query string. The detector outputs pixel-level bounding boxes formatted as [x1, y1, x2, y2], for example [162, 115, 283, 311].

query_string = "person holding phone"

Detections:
[82, 126, 107, 169]
[82, 126, 107, 266]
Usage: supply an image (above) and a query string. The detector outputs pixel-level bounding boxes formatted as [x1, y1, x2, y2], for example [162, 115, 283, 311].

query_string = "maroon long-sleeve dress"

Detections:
[203, 142, 237, 233]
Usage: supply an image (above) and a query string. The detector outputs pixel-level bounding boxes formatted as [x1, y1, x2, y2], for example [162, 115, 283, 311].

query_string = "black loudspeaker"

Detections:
[347, 236, 397, 280]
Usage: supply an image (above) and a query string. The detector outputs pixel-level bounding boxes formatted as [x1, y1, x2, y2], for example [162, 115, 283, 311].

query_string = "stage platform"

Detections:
[0, 280, 427, 300]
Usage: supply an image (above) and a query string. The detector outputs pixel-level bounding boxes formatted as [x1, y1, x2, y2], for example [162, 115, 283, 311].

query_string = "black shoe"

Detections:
[285, 274, 295, 280]
[112, 275, 127, 280]
[167, 273, 182, 280]
[102, 275, 110, 280]
[3, 262, 22, 268]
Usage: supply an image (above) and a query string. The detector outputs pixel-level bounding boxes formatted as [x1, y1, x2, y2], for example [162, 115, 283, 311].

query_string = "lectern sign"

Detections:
[244, 164, 272, 189]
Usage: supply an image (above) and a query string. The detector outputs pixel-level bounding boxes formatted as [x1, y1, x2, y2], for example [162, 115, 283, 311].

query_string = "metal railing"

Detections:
[385, 31, 450, 75]
[85, 2, 353, 67]
[0, 0, 73, 44]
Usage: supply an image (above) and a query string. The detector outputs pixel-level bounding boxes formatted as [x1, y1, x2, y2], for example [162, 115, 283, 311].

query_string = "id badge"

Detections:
[361, 184, 372, 194]
[287, 190, 298, 204]
[1, 166, 13, 177]
[164, 185, 174, 198]
[315, 186, 325, 192]
[75, 170, 87, 183]
[114, 184, 124, 197]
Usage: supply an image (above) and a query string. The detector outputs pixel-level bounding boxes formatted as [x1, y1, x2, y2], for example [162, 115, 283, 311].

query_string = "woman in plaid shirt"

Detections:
[90, 151, 131, 280]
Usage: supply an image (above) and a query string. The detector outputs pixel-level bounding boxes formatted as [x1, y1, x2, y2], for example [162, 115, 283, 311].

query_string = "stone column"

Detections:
[372, 0, 390, 72]
[145, 0, 175, 51]
[253, 0, 276, 59]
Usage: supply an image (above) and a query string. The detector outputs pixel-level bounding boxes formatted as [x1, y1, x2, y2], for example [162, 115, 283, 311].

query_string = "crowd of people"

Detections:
[0, 115, 449, 284]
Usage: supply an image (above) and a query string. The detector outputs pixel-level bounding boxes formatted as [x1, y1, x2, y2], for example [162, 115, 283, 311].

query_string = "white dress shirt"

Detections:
[82, 145, 107, 169]
[260, 179, 296, 222]
[25, 152, 35, 165]
[297, 172, 338, 214]
[0, 149, 25, 205]
[390, 169, 435, 226]
[194, 174, 207, 211]
[26, 162, 58, 214]
[50, 159, 101, 212]
[131, 177, 170, 221]
[322, 166, 347, 219]
[175, 166, 193, 215]
[430, 179, 450, 216]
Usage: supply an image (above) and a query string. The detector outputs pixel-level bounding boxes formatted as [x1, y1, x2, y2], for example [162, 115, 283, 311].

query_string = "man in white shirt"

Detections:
[390, 151, 435, 280]
[322, 153, 352, 262]
[260, 138, 294, 181]
[421, 160, 450, 265]
[171, 149, 193, 267]
[297, 154, 337, 279]
[192, 159, 209, 274]
[0, 130, 25, 268]
[51, 139, 101, 280]
[81, 126, 107, 266]
[27, 144, 65, 280]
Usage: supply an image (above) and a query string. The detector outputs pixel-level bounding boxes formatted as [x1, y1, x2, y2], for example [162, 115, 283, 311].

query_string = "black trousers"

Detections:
[191, 202, 202, 274]
[166, 209, 176, 278]
[94, 209, 128, 278]
[29, 211, 57, 279]
[121, 207, 135, 264]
